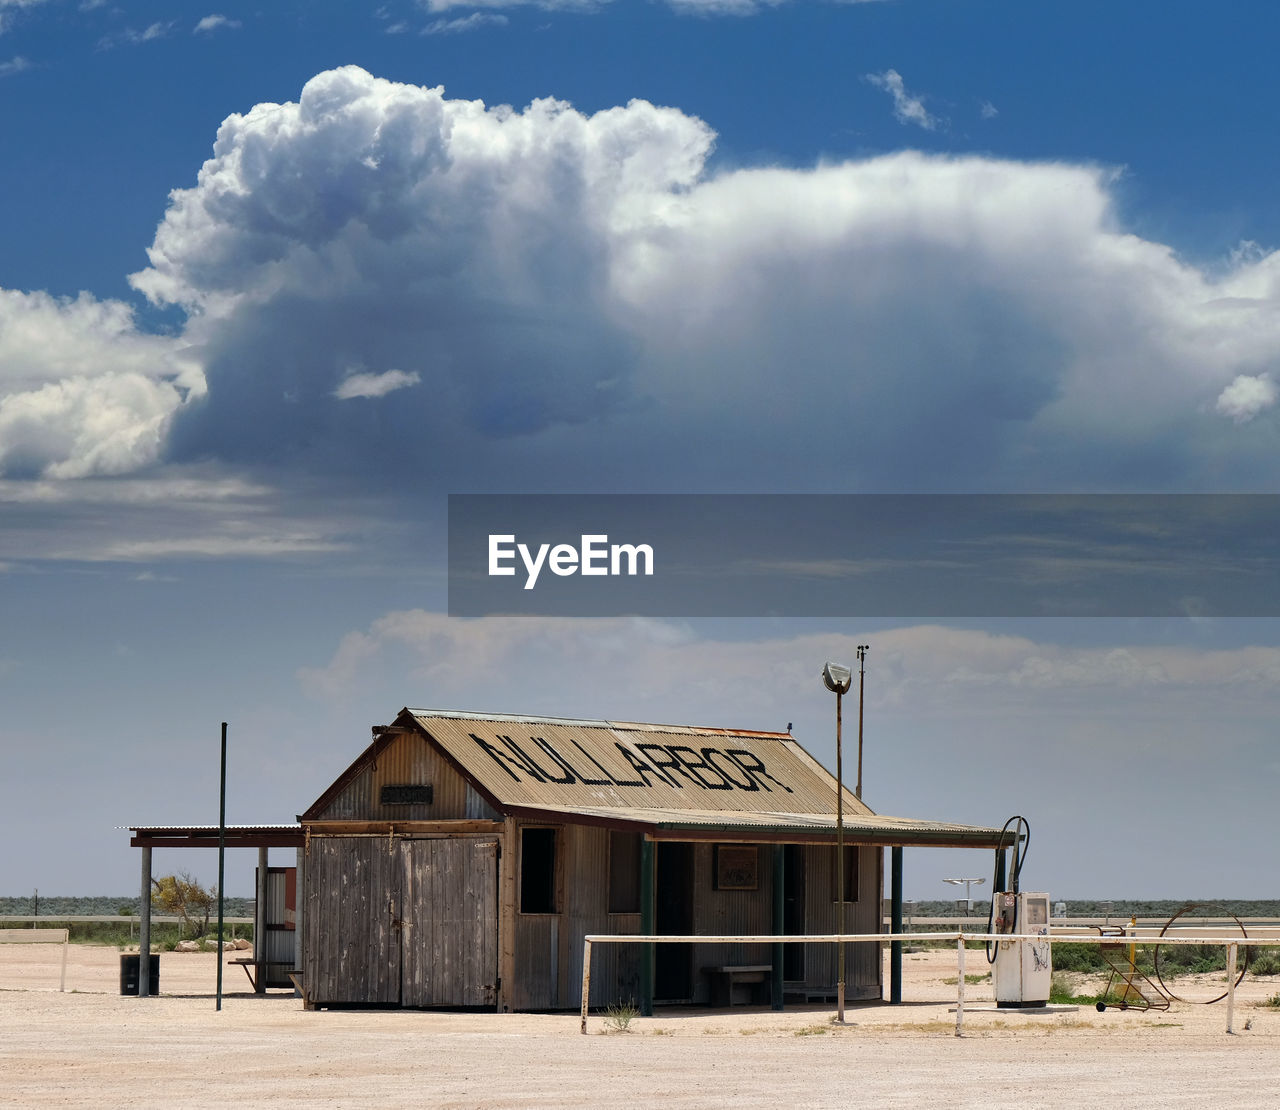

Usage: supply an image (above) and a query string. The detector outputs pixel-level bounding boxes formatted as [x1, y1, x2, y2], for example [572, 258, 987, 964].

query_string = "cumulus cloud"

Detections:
[866, 68, 939, 130]
[0, 290, 204, 478]
[112, 66, 1280, 494]
[333, 368, 421, 399]
[1215, 373, 1277, 423]
[194, 14, 241, 33]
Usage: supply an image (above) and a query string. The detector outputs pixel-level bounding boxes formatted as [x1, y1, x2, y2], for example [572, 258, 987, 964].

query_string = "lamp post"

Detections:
[943, 877, 986, 914]
[822, 661, 852, 1023]
[855, 644, 869, 800]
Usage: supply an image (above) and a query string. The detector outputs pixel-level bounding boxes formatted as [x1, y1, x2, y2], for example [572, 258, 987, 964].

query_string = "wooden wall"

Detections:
[311, 733, 499, 822]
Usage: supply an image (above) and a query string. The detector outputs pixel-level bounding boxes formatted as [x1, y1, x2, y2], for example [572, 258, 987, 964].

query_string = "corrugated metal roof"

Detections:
[499, 804, 1005, 846]
[402, 708, 874, 820]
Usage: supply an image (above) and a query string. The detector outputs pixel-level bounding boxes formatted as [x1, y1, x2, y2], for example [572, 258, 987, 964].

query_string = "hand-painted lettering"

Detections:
[531, 737, 577, 784]
[614, 744, 665, 788]
[702, 748, 754, 790]
[500, 735, 552, 783]
[725, 749, 794, 793]
[665, 745, 733, 790]
[635, 743, 685, 787]
[568, 739, 634, 787]
[469, 732, 525, 782]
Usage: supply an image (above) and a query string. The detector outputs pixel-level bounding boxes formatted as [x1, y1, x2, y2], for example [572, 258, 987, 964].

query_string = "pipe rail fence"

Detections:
[580, 931, 1275, 1037]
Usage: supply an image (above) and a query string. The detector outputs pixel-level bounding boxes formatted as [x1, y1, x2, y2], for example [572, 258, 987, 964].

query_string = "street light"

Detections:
[943, 877, 987, 914]
[821, 661, 852, 1023]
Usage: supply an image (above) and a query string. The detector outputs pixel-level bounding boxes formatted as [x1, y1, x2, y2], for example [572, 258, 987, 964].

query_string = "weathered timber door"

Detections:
[304, 837, 402, 1005]
[397, 838, 499, 1007]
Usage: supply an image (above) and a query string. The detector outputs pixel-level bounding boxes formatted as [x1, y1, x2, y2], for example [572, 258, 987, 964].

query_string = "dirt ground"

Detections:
[2, 942, 1279, 1108]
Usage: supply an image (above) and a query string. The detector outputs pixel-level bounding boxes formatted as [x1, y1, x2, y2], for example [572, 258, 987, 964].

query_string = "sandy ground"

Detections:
[2, 942, 1279, 1108]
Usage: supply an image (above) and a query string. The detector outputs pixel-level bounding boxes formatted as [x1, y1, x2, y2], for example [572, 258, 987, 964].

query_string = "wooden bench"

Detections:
[705, 964, 772, 1006]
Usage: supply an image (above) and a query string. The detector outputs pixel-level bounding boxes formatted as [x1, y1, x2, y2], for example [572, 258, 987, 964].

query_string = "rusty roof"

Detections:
[384, 709, 1007, 848]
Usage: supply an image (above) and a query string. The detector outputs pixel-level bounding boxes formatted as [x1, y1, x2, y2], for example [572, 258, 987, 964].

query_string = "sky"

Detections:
[2, 0, 1280, 904]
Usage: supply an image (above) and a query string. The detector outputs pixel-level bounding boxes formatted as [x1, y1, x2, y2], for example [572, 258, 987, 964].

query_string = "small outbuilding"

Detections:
[298, 708, 1006, 1012]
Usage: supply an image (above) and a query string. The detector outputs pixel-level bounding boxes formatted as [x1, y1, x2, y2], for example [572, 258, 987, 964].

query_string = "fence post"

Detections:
[580, 938, 592, 1034]
[955, 935, 965, 1037]
[1226, 942, 1237, 1034]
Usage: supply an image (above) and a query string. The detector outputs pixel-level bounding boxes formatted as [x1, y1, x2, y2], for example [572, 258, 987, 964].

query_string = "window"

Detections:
[520, 827, 557, 914]
[607, 830, 642, 914]
[831, 845, 859, 903]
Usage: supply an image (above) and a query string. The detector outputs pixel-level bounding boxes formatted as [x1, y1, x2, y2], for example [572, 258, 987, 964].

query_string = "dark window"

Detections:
[607, 830, 642, 913]
[520, 828, 557, 914]
[832, 845, 859, 903]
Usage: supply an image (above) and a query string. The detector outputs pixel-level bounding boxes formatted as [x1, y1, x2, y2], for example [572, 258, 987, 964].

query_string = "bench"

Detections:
[705, 964, 772, 1007]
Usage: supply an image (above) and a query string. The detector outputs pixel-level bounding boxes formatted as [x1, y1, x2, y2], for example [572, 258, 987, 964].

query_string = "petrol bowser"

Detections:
[985, 817, 1052, 1008]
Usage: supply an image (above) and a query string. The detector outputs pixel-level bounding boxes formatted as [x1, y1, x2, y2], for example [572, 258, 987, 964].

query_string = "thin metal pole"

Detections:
[856, 645, 868, 800]
[955, 936, 966, 1037]
[771, 845, 784, 1011]
[216, 722, 226, 1012]
[836, 688, 845, 1023]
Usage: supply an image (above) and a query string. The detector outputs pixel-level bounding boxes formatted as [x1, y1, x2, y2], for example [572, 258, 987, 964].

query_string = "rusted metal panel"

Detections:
[404, 711, 862, 819]
[686, 842, 773, 1002]
[798, 843, 881, 999]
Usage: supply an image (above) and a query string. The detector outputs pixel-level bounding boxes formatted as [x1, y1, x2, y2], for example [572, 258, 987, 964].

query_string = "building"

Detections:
[297, 708, 1007, 1012]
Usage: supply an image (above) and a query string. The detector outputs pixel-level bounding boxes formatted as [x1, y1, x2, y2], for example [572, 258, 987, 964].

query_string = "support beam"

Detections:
[254, 846, 268, 994]
[771, 845, 784, 1011]
[138, 844, 152, 998]
[890, 846, 903, 1005]
[639, 837, 655, 1017]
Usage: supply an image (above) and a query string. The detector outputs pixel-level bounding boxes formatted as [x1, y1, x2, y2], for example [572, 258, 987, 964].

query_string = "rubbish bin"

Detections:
[119, 953, 160, 995]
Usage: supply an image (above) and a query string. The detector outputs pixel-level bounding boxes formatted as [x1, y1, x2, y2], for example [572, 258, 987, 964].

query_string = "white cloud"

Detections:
[0, 54, 28, 75]
[866, 69, 939, 130]
[98, 21, 173, 49]
[423, 12, 508, 33]
[333, 368, 421, 399]
[0, 0, 48, 35]
[194, 14, 242, 34]
[116, 66, 1280, 494]
[1215, 373, 1277, 423]
[0, 289, 204, 479]
[980, 100, 998, 120]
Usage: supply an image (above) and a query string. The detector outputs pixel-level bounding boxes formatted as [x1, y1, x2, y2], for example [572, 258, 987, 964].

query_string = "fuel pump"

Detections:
[985, 816, 1051, 1008]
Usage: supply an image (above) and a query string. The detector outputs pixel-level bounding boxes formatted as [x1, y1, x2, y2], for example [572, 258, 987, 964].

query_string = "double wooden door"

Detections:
[305, 836, 498, 1007]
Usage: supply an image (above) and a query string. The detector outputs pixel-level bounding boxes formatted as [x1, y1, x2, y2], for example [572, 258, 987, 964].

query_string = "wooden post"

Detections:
[771, 845, 784, 1011]
[59, 930, 68, 993]
[1226, 943, 1238, 1034]
[293, 845, 305, 982]
[498, 819, 518, 1012]
[890, 846, 903, 1004]
[254, 845, 268, 994]
[639, 837, 655, 1017]
[579, 938, 592, 1034]
[138, 844, 152, 998]
[955, 935, 965, 1037]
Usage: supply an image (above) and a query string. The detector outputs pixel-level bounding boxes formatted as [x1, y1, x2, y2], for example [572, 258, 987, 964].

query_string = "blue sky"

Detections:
[2, 0, 1280, 901]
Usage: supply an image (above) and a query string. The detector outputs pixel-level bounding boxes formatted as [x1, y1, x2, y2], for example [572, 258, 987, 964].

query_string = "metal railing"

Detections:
[580, 930, 1275, 1036]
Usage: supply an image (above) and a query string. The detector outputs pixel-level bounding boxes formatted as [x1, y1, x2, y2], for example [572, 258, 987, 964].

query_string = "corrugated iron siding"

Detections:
[794, 844, 881, 1000]
[309, 733, 498, 822]
[409, 714, 872, 820]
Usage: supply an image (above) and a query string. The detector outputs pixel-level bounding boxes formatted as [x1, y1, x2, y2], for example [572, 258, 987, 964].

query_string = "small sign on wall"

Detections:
[714, 845, 759, 891]
[380, 784, 433, 806]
